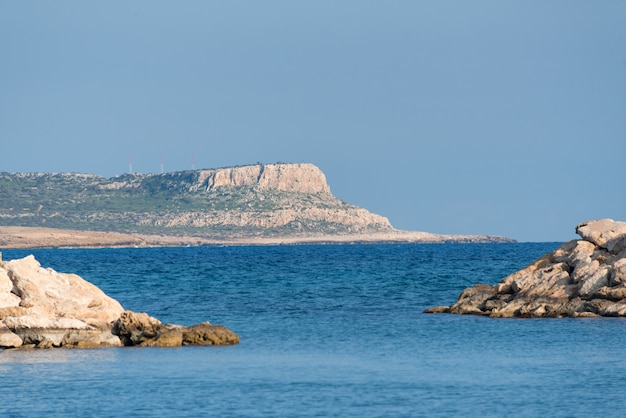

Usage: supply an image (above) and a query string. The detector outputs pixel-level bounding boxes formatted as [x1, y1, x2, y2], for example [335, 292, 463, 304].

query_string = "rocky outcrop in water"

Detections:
[112, 311, 239, 347]
[0, 254, 239, 349]
[425, 219, 626, 318]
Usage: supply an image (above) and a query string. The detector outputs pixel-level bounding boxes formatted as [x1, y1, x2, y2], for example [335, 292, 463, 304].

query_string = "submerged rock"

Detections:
[0, 254, 239, 349]
[425, 219, 626, 318]
[111, 311, 240, 347]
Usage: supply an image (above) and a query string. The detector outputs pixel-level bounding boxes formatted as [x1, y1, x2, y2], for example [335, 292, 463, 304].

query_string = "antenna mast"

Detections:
[129, 152, 133, 174]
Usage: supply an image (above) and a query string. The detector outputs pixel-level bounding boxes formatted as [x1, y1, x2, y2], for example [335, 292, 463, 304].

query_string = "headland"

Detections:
[0, 163, 514, 248]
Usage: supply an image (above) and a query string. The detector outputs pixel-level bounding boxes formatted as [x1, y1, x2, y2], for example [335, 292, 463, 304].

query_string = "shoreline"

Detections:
[0, 226, 515, 250]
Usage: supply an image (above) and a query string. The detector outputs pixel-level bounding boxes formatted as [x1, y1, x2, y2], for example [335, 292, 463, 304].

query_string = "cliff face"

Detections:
[0, 163, 392, 237]
[95, 163, 331, 194]
[139, 206, 391, 230]
[199, 163, 331, 194]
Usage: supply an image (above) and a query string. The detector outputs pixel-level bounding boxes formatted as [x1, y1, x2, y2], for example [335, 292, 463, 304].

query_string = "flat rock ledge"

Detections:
[0, 254, 239, 349]
[425, 219, 626, 318]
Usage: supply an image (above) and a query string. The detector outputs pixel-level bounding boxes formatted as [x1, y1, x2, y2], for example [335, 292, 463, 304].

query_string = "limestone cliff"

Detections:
[0, 163, 513, 243]
[97, 163, 331, 194]
[199, 163, 331, 194]
[0, 163, 393, 237]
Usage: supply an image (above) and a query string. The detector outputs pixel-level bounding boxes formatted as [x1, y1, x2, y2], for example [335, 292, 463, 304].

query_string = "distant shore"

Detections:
[0, 226, 514, 249]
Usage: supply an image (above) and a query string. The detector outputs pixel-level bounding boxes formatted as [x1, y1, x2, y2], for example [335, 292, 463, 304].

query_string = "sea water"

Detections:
[1, 243, 626, 417]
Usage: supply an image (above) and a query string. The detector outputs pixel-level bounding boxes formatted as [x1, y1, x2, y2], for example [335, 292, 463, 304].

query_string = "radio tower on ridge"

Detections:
[160, 152, 164, 174]
[128, 152, 133, 174]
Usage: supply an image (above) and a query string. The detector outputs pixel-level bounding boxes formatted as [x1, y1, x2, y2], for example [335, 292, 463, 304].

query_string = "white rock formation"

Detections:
[0, 255, 125, 348]
[200, 163, 331, 194]
[426, 219, 626, 318]
[0, 255, 239, 349]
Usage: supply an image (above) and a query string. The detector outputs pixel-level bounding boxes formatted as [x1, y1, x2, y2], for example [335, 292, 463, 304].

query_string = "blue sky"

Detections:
[1, 1, 625, 242]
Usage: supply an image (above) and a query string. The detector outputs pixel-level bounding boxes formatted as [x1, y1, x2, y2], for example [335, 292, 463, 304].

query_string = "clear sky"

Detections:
[1, 1, 625, 242]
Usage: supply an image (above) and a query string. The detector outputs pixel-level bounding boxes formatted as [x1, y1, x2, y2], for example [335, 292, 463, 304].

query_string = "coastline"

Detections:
[0, 226, 514, 249]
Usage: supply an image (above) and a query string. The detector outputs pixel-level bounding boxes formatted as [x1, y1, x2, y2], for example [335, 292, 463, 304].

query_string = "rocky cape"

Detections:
[0, 226, 513, 249]
[0, 163, 513, 247]
[426, 219, 626, 318]
[0, 254, 239, 349]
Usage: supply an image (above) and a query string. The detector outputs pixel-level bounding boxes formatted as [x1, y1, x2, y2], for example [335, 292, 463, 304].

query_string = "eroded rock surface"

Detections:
[0, 255, 239, 348]
[111, 311, 240, 347]
[425, 219, 626, 318]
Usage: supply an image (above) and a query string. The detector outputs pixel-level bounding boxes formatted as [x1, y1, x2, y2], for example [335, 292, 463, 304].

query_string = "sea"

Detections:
[1, 242, 626, 417]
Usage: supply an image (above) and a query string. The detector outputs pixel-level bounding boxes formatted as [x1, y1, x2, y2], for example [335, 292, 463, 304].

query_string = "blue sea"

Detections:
[2, 243, 626, 417]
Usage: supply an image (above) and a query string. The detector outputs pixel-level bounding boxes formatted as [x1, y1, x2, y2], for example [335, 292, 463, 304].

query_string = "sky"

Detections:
[1, 1, 625, 242]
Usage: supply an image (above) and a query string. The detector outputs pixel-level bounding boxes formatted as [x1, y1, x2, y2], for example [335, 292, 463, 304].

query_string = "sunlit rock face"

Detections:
[425, 219, 626, 318]
[0, 163, 393, 236]
[201, 163, 331, 194]
[0, 255, 239, 349]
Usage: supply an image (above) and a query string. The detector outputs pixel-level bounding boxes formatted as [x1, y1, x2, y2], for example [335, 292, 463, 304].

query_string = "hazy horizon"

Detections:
[1, 1, 625, 242]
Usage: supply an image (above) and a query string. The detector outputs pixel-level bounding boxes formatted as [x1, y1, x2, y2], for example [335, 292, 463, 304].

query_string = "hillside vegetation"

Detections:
[0, 164, 392, 239]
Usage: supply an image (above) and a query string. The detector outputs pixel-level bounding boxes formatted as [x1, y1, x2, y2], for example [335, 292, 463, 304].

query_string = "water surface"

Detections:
[2, 243, 624, 417]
